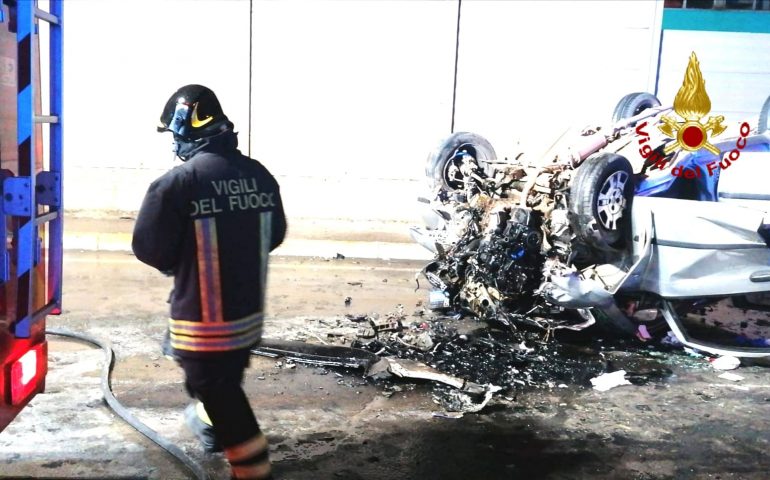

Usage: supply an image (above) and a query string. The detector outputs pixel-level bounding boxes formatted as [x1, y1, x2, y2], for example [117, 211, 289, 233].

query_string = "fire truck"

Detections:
[0, 0, 63, 432]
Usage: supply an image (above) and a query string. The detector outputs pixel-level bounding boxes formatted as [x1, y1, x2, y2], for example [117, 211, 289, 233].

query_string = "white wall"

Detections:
[63, 0, 250, 211]
[454, 0, 663, 158]
[247, 0, 458, 223]
[657, 29, 770, 131]
[62, 0, 663, 226]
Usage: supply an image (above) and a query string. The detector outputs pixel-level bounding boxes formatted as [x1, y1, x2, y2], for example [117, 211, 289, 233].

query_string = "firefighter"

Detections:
[132, 84, 286, 480]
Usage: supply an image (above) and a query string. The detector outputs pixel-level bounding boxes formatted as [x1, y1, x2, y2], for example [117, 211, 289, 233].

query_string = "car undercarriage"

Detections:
[412, 92, 770, 357]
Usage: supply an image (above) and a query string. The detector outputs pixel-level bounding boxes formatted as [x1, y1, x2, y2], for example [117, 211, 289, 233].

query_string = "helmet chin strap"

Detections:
[173, 137, 205, 162]
[172, 139, 182, 161]
[171, 128, 237, 161]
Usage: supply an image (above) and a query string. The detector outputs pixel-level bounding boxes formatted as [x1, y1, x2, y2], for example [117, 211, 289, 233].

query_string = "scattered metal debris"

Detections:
[256, 303, 754, 415]
[364, 356, 501, 415]
[432, 411, 464, 419]
[717, 372, 744, 382]
[366, 357, 487, 394]
[352, 316, 608, 391]
[710, 355, 741, 371]
[590, 370, 631, 392]
[398, 330, 434, 351]
[257, 313, 593, 414]
[428, 289, 451, 310]
[357, 316, 403, 339]
[253, 307, 760, 418]
[432, 384, 502, 414]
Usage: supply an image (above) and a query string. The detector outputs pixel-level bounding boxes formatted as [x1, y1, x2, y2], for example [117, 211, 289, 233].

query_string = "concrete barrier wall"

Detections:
[62, 0, 663, 227]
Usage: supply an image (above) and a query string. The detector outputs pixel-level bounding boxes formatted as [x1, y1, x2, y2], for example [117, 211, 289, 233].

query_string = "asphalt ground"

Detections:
[1, 251, 770, 480]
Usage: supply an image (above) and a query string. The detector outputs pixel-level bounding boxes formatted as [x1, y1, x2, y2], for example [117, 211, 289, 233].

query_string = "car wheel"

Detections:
[569, 153, 634, 250]
[759, 94, 770, 133]
[426, 132, 496, 192]
[612, 92, 661, 124]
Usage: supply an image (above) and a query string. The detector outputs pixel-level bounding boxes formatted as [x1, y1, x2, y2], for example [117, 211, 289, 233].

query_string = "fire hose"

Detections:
[46, 328, 209, 480]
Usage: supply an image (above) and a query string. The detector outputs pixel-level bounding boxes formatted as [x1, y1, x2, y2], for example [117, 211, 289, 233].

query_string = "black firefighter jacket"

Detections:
[132, 133, 287, 358]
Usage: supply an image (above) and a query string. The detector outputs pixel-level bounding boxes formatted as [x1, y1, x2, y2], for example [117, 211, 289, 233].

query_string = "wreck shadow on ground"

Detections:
[273, 418, 596, 480]
[268, 421, 597, 480]
[269, 412, 770, 480]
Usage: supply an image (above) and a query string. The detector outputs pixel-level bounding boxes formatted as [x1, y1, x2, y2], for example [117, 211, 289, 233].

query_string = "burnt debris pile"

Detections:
[350, 311, 606, 392]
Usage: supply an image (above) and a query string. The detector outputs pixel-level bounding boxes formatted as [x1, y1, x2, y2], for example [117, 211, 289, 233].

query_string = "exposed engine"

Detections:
[419, 150, 584, 329]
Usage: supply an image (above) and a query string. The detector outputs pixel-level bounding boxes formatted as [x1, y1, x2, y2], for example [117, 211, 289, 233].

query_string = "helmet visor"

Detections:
[157, 102, 190, 137]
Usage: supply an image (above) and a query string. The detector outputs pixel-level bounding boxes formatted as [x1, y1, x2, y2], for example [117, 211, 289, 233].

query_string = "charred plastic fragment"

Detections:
[252, 339, 378, 369]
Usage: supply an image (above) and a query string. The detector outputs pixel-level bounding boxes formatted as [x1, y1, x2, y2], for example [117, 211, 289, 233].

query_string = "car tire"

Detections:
[759, 94, 770, 133]
[426, 132, 496, 192]
[592, 305, 640, 337]
[569, 153, 634, 250]
[612, 92, 661, 124]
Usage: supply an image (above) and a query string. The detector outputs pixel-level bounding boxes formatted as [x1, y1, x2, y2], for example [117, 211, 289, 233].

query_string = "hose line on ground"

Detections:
[46, 328, 210, 480]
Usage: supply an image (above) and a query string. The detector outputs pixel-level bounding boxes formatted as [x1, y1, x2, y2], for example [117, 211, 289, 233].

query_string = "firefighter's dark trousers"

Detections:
[179, 350, 273, 480]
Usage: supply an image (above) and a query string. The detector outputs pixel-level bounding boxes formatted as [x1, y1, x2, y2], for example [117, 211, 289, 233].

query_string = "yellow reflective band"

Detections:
[169, 327, 262, 352]
[195, 402, 213, 426]
[169, 313, 263, 337]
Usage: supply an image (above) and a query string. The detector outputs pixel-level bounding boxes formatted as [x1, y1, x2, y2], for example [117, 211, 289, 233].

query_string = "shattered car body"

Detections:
[412, 91, 770, 357]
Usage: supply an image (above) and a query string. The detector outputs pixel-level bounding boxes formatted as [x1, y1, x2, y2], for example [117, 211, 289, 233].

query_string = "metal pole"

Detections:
[450, 0, 462, 133]
[248, 0, 253, 157]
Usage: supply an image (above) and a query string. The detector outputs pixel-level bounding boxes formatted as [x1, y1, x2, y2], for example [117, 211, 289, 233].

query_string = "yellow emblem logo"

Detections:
[190, 102, 213, 128]
[659, 52, 726, 155]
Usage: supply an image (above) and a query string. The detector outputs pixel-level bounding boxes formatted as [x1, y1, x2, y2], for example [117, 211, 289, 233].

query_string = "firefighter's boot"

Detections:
[162, 328, 180, 362]
[184, 402, 223, 453]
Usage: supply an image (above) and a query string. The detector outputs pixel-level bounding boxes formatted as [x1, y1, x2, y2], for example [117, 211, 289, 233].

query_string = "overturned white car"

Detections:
[412, 90, 770, 358]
